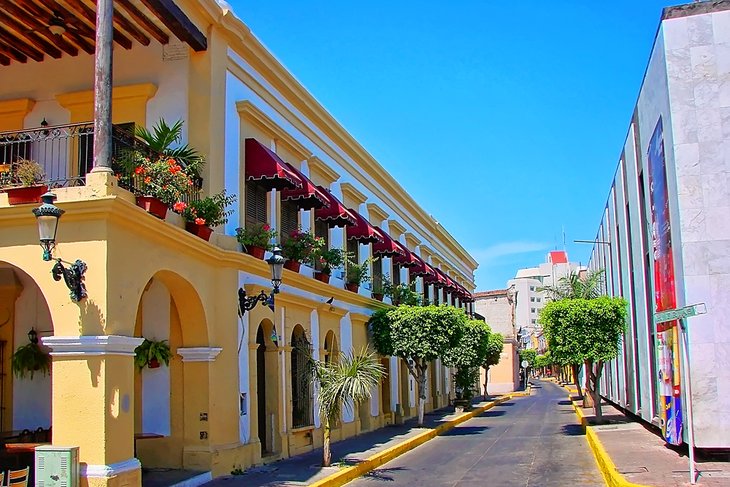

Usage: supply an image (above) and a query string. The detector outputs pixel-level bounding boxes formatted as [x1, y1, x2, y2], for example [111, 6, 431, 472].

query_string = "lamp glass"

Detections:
[266, 246, 286, 291]
[37, 214, 59, 243]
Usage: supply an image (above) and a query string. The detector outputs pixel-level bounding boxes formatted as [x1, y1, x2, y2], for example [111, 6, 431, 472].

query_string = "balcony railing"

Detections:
[0, 122, 201, 203]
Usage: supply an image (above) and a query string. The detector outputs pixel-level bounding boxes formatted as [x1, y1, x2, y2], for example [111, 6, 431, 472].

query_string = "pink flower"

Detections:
[195, 217, 206, 225]
[173, 201, 187, 213]
[263, 224, 271, 231]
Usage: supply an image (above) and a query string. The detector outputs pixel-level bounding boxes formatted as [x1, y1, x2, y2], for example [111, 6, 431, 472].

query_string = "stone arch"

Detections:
[0, 261, 53, 433]
[254, 318, 280, 455]
[132, 270, 210, 469]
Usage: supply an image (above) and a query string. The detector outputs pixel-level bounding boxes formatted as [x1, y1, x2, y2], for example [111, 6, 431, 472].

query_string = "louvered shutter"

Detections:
[246, 183, 268, 227]
[280, 199, 299, 240]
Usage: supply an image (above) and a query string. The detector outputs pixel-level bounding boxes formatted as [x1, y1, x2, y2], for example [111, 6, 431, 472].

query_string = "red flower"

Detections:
[134, 166, 144, 174]
[144, 176, 152, 184]
[263, 224, 271, 231]
[194, 217, 206, 225]
[173, 201, 187, 213]
[167, 158, 176, 166]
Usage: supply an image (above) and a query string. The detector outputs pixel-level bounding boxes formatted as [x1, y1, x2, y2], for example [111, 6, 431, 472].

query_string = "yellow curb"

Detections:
[310, 386, 531, 487]
[564, 392, 650, 487]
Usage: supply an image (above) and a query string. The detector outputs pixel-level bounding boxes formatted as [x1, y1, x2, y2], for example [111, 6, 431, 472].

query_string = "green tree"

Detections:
[540, 297, 627, 422]
[443, 319, 492, 401]
[480, 332, 504, 398]
[540, 269, 605, 300]
[309, 348, 384, 466]
[370, 305, 464, 425]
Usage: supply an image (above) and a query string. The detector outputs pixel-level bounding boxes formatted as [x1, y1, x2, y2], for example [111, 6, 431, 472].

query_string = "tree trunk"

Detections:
[583, 360, 595, 408]
[483, 366, 489, 399]
[322, 417, 332, 467]
[417, 373, 426, 426]
[570, 363, 583, 399]
[593, 361, 604, 424]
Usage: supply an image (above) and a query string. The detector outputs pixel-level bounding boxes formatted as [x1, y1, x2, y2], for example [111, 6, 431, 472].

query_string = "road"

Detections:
[348, 380, 603, 487]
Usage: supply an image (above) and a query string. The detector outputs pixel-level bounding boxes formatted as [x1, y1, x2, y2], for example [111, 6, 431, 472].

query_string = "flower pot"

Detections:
[136, 195, 168, 219]
[284, 260, 301, 273]
[185, 222, 213, 241]
[314, 271, 330, 283]
[372, 293, 384, 301]
[244, 245, 266, 259]
[4, 185, 48, 205]
[345, 283, 359, 292]
[148, 358, 161, 369]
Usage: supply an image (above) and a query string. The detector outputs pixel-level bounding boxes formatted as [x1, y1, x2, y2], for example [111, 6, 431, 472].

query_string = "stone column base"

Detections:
[81, 458, 141, 487]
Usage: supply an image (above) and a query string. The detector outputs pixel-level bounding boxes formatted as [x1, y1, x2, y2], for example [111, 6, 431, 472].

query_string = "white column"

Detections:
[311, 310, 321, 428]
[141, 280, 170, 436]
[238, 311, 250, 444]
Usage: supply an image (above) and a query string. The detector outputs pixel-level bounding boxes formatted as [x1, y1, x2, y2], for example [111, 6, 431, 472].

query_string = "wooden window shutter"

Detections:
[246, 183, 267, 227]
[392, 265, 401, 287]
[280, 200, 299, 240]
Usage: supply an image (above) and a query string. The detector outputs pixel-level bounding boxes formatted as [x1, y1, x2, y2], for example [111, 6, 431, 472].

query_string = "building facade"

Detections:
[589, 1, 730, 449]
[0, 1, 477, 484]
[473, 289, 520, 394]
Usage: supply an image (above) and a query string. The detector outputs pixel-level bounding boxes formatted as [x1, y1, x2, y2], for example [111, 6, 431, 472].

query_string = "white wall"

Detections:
[141, 279, 171, 436]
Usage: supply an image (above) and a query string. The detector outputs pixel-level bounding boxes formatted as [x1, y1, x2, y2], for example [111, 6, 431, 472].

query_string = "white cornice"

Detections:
[177, 347, 223, 362]
[81, 457, 141, 478]
[42, 336, 144, 356]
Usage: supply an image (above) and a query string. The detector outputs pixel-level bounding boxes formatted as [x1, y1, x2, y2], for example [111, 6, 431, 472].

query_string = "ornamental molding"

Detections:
[42, 335, 144, 357]
[81, 457, 141, 478]
[177, 347, 222, 362]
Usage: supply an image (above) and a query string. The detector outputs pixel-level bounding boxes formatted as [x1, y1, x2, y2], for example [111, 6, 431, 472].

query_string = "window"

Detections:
[531, 308, 536, 313]
[291, 327, 312, 428]
[530, 297, 536, 302]
[372, 256, 383, 290]
[529, 286, 535, 291]
[531, 319, 536, 324]
[280, 199, 299, 241]
[246, 183, 268, 227]
[536, 297, 541, 302]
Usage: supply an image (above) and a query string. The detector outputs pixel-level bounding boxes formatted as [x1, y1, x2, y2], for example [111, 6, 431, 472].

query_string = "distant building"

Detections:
[508, 251, 584, 349]
[473, 289, 520, 393]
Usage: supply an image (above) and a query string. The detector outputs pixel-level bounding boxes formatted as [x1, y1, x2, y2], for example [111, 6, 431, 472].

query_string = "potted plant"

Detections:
[345, 257, 371, 292]
[134, 338, 173, 369]
[2, 159, 48, 205]
[12, 339, 52, 380]
[312, 247, 347, 283]
[281, 228, 324, 273]
[179, 190, 236, 241]
[236, 223, 276, 259]
[371, 273, 389, 301]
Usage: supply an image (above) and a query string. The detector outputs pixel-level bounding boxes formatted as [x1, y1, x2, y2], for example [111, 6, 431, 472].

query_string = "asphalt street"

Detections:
[348, 380, 603, 487]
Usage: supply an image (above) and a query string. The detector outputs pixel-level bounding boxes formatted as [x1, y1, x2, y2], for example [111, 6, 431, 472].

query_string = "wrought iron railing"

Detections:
[0, 122, 201, 203]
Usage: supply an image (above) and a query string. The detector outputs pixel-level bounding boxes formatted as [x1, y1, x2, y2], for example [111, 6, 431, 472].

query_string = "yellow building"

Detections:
[0, 2, 477, 485]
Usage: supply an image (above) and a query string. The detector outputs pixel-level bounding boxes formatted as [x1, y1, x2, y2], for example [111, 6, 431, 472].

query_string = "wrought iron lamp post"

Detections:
[32, 192, 88, 302]
[238, 246, 286, 318]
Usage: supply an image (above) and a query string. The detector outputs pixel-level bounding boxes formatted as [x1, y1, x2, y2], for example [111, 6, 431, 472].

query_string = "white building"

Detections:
[589, 0, 730, 449]
[508, 250, 583, 349]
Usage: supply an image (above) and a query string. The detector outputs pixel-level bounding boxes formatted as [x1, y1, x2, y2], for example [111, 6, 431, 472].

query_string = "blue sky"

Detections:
[229, 0, 676, 290]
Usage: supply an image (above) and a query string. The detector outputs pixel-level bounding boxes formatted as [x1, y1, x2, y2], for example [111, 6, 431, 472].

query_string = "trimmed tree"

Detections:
[540, 297, 627, 422]
[480, 332, 504, 398]
[442, 319, 492, 403]
[370, 305, 464, 426]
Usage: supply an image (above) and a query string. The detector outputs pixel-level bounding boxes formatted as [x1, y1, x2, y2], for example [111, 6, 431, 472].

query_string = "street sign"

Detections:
[521, 360, 529, 368]
[654, 303, 707, 323]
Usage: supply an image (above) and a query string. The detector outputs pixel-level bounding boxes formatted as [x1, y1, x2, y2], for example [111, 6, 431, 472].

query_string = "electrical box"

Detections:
[35, 446, 79, 487]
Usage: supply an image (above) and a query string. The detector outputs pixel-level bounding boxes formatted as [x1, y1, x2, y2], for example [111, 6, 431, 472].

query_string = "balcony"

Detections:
[0, 122, 200, 202]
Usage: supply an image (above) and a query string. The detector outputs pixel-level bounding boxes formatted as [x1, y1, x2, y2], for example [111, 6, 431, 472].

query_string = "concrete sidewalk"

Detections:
[202, 394, 523, 487]
[557, 380, 730, 486]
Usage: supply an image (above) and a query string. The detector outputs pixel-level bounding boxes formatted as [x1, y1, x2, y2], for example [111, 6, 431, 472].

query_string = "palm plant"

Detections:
[308, 347, 384, 467]
[135, 119, 204, 176]
[539, 269, 605, 300]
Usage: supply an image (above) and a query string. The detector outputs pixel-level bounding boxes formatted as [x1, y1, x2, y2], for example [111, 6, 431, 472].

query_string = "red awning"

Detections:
[346, 209, 383, 244]
[245, 138, 302, 191]
[280, 164, 329, 210]
[392, 241, 418, 267]
[409, 255, 429, 277]
[314, 187, 356, 227]
[372, 227, 404, 257]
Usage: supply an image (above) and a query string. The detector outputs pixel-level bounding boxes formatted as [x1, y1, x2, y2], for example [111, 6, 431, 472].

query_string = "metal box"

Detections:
[35, 446, 79, 487]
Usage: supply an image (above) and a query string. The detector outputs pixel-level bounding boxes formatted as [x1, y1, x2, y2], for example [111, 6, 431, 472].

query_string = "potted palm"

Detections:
[312, 248, 346, 283]
[236, 223, 276, 259]
[2, 159, 48, 205]
[12, 337, 52, 380]
[179, 190, 236, 241]
[345, 257, 371, 293]
[281, 229, 324, 273]
[134, 338, 172, 369]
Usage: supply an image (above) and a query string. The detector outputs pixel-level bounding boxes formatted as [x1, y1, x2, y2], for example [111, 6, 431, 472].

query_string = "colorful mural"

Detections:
[647, 117, 683, 445]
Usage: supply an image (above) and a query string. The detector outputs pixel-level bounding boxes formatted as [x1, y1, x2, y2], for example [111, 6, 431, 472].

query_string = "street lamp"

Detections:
[32, 192, 88, 302]
[238, 246, 286, 318]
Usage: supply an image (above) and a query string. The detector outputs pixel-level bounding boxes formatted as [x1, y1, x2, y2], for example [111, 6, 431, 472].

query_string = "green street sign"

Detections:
[654, 303, 707, 323]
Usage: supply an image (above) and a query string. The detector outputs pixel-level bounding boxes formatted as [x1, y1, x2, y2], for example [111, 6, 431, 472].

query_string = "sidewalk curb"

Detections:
[310, 386, 532, 487]
[560, 384, 649, 487]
